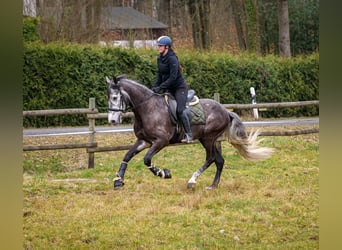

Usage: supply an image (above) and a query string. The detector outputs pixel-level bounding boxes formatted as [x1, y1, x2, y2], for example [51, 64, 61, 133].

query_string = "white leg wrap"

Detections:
[188, 170, 201, 184]
[113, 176, 122, 182]
[157, 169, 165, 178]
[188, 176, 197, 184]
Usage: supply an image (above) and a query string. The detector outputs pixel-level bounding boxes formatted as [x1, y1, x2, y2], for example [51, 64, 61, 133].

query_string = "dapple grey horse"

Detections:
[106, 75, 274, 190]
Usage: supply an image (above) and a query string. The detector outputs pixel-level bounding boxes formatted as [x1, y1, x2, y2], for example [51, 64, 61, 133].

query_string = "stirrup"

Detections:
[181, 134, 194, 143]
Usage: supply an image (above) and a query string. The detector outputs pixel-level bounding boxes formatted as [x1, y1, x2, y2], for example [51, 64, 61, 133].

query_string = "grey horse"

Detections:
[106, 75, 274, 190]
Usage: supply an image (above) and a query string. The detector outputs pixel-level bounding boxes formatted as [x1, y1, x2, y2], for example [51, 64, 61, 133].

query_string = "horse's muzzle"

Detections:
[108, 111, 122, 124]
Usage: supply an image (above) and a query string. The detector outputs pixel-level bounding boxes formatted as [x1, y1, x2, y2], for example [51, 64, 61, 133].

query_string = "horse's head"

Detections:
[106, 75, 128, 124]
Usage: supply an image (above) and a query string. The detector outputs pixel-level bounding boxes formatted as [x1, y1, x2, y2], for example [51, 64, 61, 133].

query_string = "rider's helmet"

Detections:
[156, 36, 172, 47]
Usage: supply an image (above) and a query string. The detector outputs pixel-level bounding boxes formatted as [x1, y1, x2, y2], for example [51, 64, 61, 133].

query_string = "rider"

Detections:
[151, 35, 193, 143]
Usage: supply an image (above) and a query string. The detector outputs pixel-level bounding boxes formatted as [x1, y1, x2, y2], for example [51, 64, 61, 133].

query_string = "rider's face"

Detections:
[158, 45, 168, 55]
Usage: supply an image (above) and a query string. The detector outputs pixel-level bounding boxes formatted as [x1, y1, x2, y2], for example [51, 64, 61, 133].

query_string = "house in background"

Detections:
[28, 2, 168, 47]
[100, 7, 168, 48]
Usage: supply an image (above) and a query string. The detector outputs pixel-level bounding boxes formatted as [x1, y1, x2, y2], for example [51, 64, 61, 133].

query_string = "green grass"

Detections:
[23, 133, 318, 249]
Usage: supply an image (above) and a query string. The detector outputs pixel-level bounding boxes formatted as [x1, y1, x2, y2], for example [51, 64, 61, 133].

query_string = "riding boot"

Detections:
[180, 110, 193, 143]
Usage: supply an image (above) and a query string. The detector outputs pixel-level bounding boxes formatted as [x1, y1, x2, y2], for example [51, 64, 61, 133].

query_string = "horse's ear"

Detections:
[115, 74, 127, 83]
[105, 76, 111, 84]
[112, 75, 119, 84]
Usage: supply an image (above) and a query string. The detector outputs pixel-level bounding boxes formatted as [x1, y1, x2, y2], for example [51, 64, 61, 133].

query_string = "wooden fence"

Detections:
[23, 97, 319, 168]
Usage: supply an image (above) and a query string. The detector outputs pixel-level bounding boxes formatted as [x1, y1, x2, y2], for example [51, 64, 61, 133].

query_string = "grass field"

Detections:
[23, 126, 319, 249]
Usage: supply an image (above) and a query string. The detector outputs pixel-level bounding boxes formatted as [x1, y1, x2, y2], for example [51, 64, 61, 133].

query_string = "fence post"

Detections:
[214, 93, 220, 103]
[250, 87, 259, 120]
[88, 98, 96, 168]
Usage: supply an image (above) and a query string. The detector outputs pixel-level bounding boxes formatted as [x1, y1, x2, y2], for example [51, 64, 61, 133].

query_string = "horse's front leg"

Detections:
[114, 139, 150, 189]
[143, 141, 171, 179]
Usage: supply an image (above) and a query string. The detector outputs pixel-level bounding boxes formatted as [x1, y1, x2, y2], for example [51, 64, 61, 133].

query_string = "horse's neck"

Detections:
[123, 82, 150, 107]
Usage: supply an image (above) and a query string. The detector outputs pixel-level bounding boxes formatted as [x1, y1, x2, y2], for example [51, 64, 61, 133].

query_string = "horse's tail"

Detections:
[226, 111, 274, 161]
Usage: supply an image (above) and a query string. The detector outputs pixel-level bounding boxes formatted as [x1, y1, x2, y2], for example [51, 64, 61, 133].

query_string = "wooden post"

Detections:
[250, 87, 259, 120]
[88, 98, 96, 168]
[214, 93, 220, 103]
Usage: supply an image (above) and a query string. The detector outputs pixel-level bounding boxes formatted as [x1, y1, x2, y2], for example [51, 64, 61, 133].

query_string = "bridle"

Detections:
[108, 84, 156, 113]
[108, 85, 128, 113]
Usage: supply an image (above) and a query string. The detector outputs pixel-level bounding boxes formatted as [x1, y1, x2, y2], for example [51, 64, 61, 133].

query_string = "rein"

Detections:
[130, 93, 156, 111]
[109, 86, 156, 113]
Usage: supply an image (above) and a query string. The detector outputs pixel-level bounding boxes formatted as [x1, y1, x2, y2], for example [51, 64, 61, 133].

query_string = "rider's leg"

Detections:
[180, 110, 193, 143]
[174, 86, 193, 143]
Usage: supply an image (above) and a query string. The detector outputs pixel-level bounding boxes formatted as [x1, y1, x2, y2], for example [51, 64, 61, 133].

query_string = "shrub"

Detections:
[23, 43, 318, 127]
[23, 17, 40, 42]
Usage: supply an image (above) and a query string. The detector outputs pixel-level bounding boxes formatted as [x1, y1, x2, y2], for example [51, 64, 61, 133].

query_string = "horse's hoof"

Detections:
[205, 185, 216, 190]
[163, 168, 172, 179]
[187, 182, 196, 189]
[113, 179, 124, 190]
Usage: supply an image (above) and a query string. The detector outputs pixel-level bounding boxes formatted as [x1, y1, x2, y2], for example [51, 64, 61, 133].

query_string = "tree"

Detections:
[231, 0, 247, 50]
[38, 0, 101, 43]
[32, 0, 318, 55]
[186, 0, 211, 50]
[23, 0, 37, 17]
[278, 0, 291, 57]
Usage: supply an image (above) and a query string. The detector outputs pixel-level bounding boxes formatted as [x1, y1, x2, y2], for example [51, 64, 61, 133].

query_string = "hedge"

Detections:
[23, 42, 319, 127]
[23, 17, 40, 42]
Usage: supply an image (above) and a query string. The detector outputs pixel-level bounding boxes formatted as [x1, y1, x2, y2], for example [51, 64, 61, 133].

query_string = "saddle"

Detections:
[164, 90, 205, 126]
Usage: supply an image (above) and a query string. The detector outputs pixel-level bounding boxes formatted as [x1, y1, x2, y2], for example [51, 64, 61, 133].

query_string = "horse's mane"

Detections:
[115, 75, 152, 94]
[114, 74, 127, 83]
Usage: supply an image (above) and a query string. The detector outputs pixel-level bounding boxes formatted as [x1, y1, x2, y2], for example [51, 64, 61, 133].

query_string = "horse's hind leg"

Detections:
[206, 142, 225, 190]
[187, 140, 224, 190]
[114, 139, 150, 189]
[187, 160, 213, 189]
[187, 139, 216, 189]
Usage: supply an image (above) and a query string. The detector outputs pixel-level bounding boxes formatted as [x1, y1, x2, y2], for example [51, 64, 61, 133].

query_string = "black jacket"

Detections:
[153, 50, 186, 91]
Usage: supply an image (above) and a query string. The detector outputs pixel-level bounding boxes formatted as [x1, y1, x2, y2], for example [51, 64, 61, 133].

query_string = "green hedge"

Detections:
[23, 43, 318, 127]
[181, 52, 319, 117]
[23, 17, 40, 42]
[23, 43, 156, 127]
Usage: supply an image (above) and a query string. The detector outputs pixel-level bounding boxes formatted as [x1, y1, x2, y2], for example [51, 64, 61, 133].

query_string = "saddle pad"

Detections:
[190, 101, 206, 125]
[164, 94, 206, 125]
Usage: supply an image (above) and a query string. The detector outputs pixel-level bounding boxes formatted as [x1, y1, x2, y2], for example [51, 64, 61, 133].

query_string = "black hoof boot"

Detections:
[113, 178, 124, 190]
[187, 182, 196, 189]
[163, 168, 172, 179]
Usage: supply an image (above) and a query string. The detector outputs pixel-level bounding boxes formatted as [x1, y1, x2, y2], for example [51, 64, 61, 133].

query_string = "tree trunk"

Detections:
[255, 0, 267, 54]
[187, 0, 201, 49]
[187, 0, 211, 50]
[199, 0, 210, 50]
[231, 0, 247, 50]
[246, 0, 262, 53]
[157, 0, 171, 34]
[278, 0, 291, 57]
[23, 0, 37, 17]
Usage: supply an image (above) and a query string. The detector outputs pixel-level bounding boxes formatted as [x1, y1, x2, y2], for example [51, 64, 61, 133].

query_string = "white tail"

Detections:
[227, 112, 274, 161]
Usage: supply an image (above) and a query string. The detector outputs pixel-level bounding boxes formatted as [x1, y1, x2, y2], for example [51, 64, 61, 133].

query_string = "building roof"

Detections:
[102, 7, 168, 30]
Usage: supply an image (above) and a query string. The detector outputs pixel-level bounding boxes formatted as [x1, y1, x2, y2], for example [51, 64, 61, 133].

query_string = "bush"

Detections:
[180, 52, 318, 117]
[23, 43, 318, 127]
[23, 17, 40, 42]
